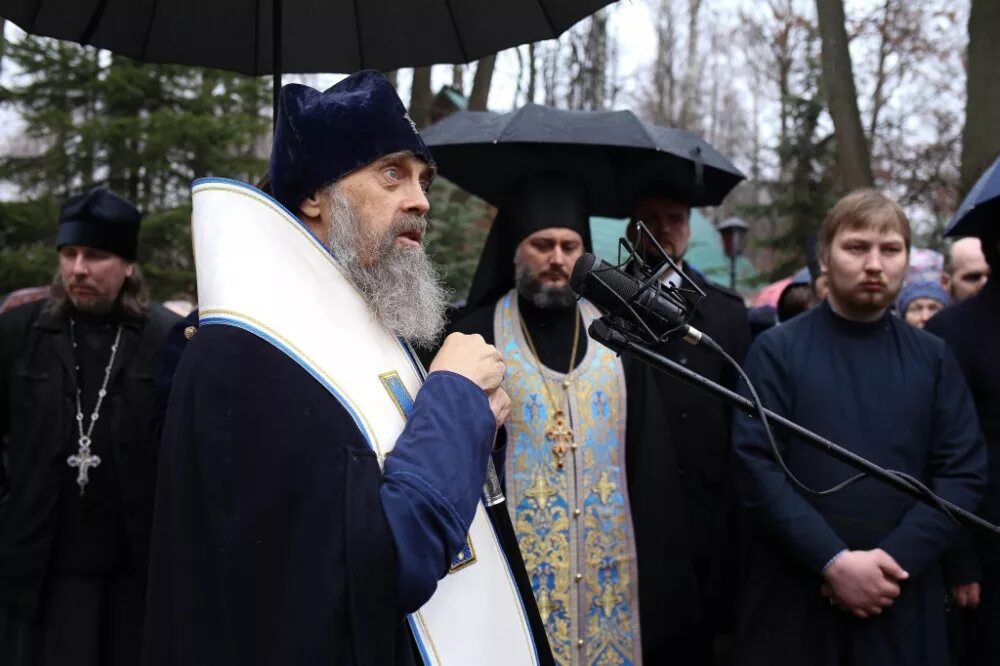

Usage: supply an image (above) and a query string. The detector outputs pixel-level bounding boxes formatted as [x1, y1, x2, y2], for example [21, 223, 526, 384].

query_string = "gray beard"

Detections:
[325, 185, 450, 348]
[514, 255, 577, 309]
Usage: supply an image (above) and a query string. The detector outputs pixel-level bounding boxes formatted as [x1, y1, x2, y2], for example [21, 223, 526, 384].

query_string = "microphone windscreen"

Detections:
[570, 253, 643, 314]
[570, 253, 598, 295]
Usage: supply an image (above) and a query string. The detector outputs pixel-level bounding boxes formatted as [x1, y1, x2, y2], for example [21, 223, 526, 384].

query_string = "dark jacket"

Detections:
[633, 264, 751, 633]
[0, 299, 178, 616]
[926, 280, 1000, 532]
[926, 279, 1000, 666]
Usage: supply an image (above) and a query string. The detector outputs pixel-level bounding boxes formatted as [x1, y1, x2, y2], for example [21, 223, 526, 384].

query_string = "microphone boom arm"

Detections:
[589, 318, 1000, 540]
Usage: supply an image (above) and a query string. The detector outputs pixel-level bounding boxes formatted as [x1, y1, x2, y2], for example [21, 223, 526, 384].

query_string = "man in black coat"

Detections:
[626, 190, 751, 663]
[0, 188, 179, 666]
[926, 225, 1000, 666]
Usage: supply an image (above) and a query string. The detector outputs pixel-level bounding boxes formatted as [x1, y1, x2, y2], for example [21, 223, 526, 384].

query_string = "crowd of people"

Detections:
[0, 69, 997, 666]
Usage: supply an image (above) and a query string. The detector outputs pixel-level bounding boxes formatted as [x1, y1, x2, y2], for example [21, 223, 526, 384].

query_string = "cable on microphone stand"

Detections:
[580, 223, 962, 525]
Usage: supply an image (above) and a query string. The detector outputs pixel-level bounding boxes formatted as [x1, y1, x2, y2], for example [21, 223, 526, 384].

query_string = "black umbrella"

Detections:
[0, 0, 616, 114]
[945, 153, 1000, 238]
[421, 103, 746, 216]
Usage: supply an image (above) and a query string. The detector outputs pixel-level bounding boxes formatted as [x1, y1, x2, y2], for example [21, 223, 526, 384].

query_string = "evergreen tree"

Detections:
[0, 34, 270, 298]
[425, 178, 491, 303]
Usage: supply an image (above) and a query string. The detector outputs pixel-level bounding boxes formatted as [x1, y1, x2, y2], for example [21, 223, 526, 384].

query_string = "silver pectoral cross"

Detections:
[67, 435, 101, 495]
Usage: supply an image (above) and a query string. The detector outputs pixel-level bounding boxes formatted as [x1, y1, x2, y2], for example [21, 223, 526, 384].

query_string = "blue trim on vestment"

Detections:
[407, 616, 434, 664]
[400, 339, 429, 381]
[199, 316, 375, 449]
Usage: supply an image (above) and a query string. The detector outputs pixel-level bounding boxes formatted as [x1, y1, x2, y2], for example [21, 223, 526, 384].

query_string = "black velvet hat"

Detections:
[268, 70, 435, 212]
[464, 174, 592, 311]
[55, 187, 141, 261]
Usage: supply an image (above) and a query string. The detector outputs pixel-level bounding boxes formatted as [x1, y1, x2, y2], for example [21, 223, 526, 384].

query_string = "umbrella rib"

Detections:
[252, 0, 260, 75]
[79, 0, 110, 44]
[495, 104, 531, 143]
[28, 0, 44, 29]
[443, 0, 470, 62]
[626, 112, 660, 151]
[140, 0, 162, 60]
[535, 0, 559, 36]
[352, 0, 365, 68]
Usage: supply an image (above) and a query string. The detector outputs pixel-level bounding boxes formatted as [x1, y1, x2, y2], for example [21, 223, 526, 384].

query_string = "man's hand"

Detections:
[821, 549, 908, 618]
[487, 387, 511, 429]
[951, 582, 981, 609]
[429, 333, 505, 392]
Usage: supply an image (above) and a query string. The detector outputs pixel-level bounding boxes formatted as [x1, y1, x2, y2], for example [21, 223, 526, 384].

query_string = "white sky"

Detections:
[0, 0, 971, 215]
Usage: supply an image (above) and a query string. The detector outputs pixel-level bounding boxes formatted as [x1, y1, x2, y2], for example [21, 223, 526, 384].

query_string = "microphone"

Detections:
[570, 253, 706, 346]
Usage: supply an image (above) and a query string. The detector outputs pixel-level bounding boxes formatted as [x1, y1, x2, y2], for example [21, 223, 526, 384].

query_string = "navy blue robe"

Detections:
[143, 324, 497, 665]
[732, 301, 986, 666]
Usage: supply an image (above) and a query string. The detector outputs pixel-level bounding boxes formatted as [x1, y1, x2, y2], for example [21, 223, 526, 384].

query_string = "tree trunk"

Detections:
[815, 0, 874, 190]
[468, 55, 496, 111]
[0, 19, 6, 77]
[582, 11, 608, 110]
[867, 0, 895, 139]
[383, 69, 398, 88]
[526, 43, 537, 104]
[542, 44, 559, 107]
[451, 65, 464, 94]
[961, 0, 1000, 198]
[408, 66, 433, 128]
[678, 0, 702, 129]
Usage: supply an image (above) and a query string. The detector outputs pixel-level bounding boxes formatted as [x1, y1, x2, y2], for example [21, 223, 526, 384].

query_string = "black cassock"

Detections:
[144, 321, 551, 665]
[0, 301, 179, 666]
[733, 301, 986, 666]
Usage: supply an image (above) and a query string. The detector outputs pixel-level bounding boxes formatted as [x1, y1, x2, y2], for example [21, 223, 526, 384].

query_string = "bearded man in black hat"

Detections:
[448, 175, 694, 666]
[0, 188, 180, 665]
[144, 71, 551, 666]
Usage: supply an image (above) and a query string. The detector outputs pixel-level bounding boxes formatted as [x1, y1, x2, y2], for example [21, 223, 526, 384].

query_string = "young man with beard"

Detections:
[731, 190, 986, 666]
[0, 188, 179, 665]
[449, 175, 684, 666]
[144, 72, 550, 665]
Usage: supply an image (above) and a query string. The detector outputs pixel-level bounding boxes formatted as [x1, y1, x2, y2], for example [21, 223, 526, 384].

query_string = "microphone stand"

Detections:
[589, 318, 1000, 539]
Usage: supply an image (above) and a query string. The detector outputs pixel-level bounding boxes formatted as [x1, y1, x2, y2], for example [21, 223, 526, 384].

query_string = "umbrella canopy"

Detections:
[946, 154, 1000, 238]
[421, 103, 745, 217]
[0, 0, 615, 75]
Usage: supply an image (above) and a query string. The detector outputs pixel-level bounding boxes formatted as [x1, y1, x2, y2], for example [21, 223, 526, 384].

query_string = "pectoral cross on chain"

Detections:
[68, 435, 101, 495]
[545, 410, 574, 469]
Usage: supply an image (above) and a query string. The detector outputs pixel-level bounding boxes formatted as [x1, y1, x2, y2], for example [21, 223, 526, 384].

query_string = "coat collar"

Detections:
[33, 304, 143, 385]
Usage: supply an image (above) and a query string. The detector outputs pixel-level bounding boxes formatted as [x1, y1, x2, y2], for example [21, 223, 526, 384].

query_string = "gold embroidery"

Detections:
[593, 472, 617, 505]
[525, 472, 558, 509]
[497, 292, 642, 666]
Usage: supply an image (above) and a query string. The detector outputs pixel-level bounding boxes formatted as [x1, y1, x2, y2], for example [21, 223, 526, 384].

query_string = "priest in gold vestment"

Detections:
[448, 176, 687, 665]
